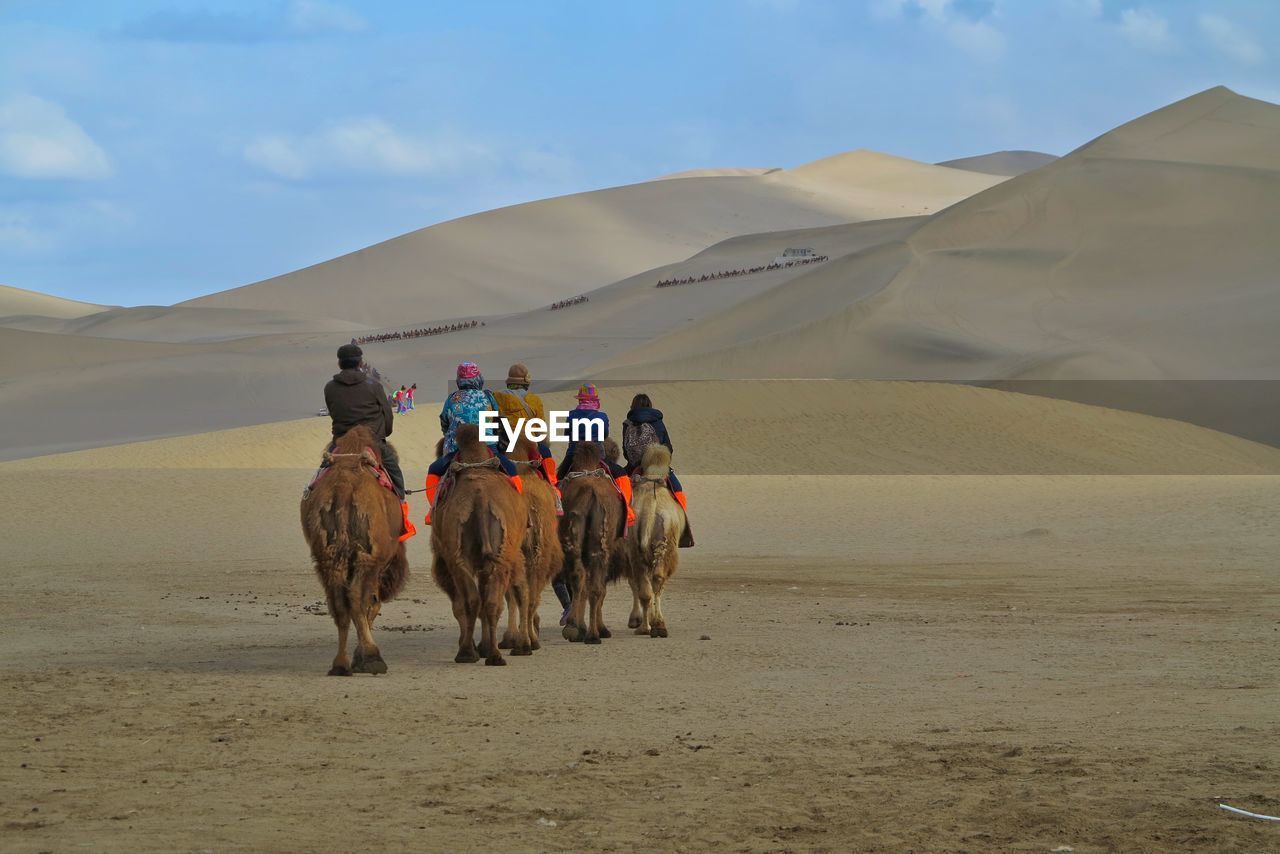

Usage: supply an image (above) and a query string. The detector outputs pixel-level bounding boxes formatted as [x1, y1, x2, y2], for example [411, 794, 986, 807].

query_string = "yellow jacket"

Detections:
[493, 388, 547, 427]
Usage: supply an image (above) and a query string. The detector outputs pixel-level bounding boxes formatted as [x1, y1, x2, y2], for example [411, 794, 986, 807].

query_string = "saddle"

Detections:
[306, 446, 397, 496]
[434, 454, 518, 511]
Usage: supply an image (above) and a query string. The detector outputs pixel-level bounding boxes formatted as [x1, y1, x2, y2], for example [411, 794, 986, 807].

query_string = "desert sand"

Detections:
[2, 383, 1278, 851]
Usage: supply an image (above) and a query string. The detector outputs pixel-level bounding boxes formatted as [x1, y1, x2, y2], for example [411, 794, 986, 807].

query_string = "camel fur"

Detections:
[621, 443, 684, 637]
[430, 423, 527, 666]
[499, 438, 563, 655]
[300, 425, 409, 675]
[558, 441, 622, 644]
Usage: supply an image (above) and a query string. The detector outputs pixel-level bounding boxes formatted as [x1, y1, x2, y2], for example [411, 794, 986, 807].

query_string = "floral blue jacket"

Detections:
[439, 385, 500, 454]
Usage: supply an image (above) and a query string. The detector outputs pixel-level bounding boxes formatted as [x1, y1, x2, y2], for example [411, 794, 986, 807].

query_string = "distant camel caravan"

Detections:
[301, 425, 409, 676]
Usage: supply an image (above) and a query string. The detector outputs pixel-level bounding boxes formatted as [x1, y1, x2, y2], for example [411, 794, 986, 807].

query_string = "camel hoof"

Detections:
[353, 655, 387, 674]
[627, 617, 641, 629]
[498, 638, 515, 650]
[635, 626, 650, 635]
[327, 665, 352, 676]
[649, 626, 669, 638]
[530, 639, 542, 651]
[511, 646, 533, 656]
[485, 655, 507, 666]
[584, 636, 602, 645]
[562, 625, 580, 642]
[599, 626, 612, 639]
[455, 650, 480, 664]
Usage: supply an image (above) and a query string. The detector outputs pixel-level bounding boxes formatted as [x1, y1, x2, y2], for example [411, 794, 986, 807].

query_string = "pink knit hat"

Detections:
[456, 361, 481, 380]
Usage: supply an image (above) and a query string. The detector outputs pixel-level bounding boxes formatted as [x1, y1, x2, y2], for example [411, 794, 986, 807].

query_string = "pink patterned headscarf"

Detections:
[456, 361, 481, 381]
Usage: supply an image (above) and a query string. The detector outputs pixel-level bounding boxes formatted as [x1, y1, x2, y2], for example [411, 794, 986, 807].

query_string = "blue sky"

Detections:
[1, 0, 1277, 307]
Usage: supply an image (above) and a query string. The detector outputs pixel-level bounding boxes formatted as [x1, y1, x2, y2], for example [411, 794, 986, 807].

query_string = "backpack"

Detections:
[624, 419, 660, 467]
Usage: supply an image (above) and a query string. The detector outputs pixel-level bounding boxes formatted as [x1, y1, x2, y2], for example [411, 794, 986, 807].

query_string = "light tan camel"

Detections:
[430, 424, 526, 666]
[301, 425, 409, 675]
[622, 443, 684, 637]
[558, 441, 622, 644]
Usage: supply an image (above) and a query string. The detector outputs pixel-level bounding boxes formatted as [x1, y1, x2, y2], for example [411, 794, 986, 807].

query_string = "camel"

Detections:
[622, 443, 685, 637]
[300, 425, 409, 675]
[500, 438, 563, 655]
[558, 441, 623, 644]
[430, 424, 527, 666]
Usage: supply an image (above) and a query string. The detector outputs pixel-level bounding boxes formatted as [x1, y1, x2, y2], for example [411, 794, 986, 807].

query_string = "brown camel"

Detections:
[430, 424, 526, 666]
[558, 441, 623, 644]
[300, 425, 409, 675]
[500, 438, 563, 655]
[621, 443, 685, 637]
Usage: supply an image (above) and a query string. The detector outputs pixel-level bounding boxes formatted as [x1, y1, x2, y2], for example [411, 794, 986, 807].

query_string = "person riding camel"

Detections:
[492, 363, 561, 489]
[622, 393, 693, 548]
[423, 362, 522, 525]
[323, 343, 414, 540]
[558, 382, 635, 528]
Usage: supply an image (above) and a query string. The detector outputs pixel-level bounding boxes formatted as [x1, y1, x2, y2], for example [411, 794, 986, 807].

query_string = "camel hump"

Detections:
[603, 438, 621, 465]
[456, 423, 482, 448]
[641, 443, 671, 472]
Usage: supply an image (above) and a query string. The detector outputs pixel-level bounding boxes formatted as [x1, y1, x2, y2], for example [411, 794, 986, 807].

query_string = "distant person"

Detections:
[406, 383, 417, 411]
[323, 343, 411, 537]
[394, 385, 408, 414]
[423, 362, 522, 524]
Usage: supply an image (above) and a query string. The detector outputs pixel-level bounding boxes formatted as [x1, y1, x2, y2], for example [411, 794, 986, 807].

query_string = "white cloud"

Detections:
[871, 0, 1004, 61]
[0, 94, 112, 180]
[1118, 8, 1175, 53]
[244, 134, 311, 179]
[946, 18, 1004, 61]
[244, 119, 496, 180]
[286, 0, 369, 36]
[1198, 14, 1265, 66]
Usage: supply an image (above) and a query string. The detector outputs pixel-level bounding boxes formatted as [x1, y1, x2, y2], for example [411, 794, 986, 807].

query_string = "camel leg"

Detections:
[452, 577, 481, 664]
[352, 598, 384, 673]
[480, 574, 507, 667]
[509, 583, 533, 656]
[324, 581, 353, 675]
[627, 575, 643, 629]
[348, 569, 386, 674]
[650, 569, 669, 638]
[584, 574, 605, 644]
[499, 587, 520, 650]
[562, 558, 587, 642]
[635, 571, 655, 635]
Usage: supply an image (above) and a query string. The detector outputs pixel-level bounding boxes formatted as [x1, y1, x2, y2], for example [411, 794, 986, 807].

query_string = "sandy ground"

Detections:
[2, 460, 1277, 852]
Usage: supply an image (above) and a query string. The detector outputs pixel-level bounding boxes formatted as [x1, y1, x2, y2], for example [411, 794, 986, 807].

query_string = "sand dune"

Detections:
[0, 283, 109, 321]
[4, 87, 1280, 458]
[580, 88, 1280, 440]
[181, 152, 1005, 327]
[0, 305, 368, 343]
[937, 150, 1057, 176]
[652, 167, 780, 180]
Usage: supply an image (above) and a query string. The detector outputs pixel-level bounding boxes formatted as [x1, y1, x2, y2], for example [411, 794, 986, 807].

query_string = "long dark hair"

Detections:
[630, 393, 651, 409]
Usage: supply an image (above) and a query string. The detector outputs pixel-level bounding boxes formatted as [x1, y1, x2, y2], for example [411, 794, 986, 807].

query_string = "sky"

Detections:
[1, 0, 1277, 307]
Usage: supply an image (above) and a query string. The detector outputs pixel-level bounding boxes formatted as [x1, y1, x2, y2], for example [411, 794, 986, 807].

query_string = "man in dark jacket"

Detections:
[324, 343, 405, 498]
